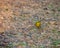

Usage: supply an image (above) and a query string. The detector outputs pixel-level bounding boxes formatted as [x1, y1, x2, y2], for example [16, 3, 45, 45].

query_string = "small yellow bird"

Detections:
[35, 21, 41, 28]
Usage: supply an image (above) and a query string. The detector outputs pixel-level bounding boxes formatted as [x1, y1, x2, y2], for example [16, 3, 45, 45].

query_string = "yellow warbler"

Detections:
[35, 21, 41, 28]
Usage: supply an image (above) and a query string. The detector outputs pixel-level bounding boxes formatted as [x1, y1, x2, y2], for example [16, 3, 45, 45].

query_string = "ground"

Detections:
[0, 0, 60, 48]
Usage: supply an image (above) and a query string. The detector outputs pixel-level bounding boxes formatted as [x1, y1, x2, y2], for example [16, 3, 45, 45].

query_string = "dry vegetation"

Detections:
[0, 0, 60, 48]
